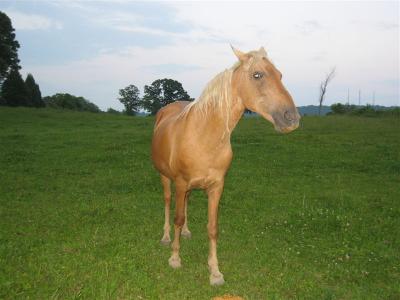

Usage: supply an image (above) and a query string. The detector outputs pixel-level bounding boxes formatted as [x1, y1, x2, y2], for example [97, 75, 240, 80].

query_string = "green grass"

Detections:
[0, 107, 399, 299]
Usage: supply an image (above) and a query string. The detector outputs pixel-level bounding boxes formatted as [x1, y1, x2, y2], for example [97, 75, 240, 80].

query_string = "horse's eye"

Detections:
[253, 72, 263, 79]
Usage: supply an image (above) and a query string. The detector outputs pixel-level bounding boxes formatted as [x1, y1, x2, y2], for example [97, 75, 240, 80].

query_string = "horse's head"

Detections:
[232, 46, 300, 133]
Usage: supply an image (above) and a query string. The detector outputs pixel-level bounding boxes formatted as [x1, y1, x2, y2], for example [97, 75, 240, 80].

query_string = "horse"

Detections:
[151, 46, 300, 285]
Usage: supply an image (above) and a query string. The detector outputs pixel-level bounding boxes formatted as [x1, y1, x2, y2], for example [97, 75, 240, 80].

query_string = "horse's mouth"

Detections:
[258, 110, 300, 134]
[272, 112, 300, 134]
[276, 122, 299, 134]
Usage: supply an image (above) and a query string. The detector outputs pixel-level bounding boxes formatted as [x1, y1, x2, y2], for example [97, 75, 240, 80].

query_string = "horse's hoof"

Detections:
[160, 237, 171, 246]
[168, 257, 181, 269]
[181, 230, 192, 239]
[210, 272, 225, 286]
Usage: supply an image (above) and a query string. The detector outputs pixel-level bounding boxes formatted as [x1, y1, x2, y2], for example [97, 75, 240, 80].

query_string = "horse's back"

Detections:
[154, 101, 190, 128]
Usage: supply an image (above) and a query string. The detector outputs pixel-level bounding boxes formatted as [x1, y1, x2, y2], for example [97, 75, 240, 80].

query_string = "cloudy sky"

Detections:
[1, 1, 398, 110]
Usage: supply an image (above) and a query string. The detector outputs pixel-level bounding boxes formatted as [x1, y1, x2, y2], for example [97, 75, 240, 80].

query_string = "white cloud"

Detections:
[166, 2, 399, 105]
[23, 41, 236, 110]
[114, 25, 180, 37]
[4, 10, 62, 30]
[296, 20, 323, 35]
[377, 21, 399, 30]
[22, 1, 399, 109]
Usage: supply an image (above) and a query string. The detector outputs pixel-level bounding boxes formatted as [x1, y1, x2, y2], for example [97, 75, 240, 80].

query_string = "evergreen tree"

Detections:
[0, 11, 20, 84]
[142, 78, 191, 115]
[1, 68, 28, 106]
[25, 73, 44, 107]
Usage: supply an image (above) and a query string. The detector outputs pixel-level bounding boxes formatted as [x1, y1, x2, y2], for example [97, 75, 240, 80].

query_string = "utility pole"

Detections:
[347, 88, 350, 105]
[372, 91, 375, 107]
[358, 90, 361, 106]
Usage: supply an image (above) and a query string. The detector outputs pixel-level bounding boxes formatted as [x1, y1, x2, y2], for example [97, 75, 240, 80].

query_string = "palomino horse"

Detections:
[151, 46, 300, 285]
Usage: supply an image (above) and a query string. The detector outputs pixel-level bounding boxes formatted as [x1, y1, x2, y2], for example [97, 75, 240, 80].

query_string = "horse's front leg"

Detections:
[207, 180, 225, 286]
[168, 181, 189, 269]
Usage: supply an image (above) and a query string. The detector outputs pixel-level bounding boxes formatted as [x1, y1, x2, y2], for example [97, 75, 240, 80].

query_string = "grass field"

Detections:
[0, 107, 399, 299]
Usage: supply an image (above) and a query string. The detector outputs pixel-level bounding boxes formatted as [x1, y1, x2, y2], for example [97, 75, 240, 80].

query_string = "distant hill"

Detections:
[246, 105, 333, 116]
[366, 105, 399, 111]
[297, 105, 331, 116]
[129, 105, 398, 117]
[297, 104, 398, 116]
[243, 105, 331, 117]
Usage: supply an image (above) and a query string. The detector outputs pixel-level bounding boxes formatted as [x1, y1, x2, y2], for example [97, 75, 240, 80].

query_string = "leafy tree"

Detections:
[106, 107, 121, 114]
[329, 103, 400, 117]
[43, 93, 101, 113]
[25, 73, 44, 107]
[142, 78, 191, 115]
[0, 11, 20, 84]
[118, 84, 141, 115]
[330, 103, 346, 114]
[1, 68, 29, 106]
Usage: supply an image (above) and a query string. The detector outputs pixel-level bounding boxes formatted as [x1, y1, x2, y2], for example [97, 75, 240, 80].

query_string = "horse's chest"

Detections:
[179, 145, 233, 188]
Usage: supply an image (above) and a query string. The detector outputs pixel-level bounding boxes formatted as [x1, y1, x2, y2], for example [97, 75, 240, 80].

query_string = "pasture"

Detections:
[0, 107, 399, 299]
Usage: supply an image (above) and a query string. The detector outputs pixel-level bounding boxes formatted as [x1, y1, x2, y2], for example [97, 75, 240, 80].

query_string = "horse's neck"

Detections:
[189, 93, 245, 143]
[184, 69, 245, 143]
[226, 95, 245, 133]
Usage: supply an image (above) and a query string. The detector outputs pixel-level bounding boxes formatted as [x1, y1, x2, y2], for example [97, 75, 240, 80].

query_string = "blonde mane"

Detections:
[179, 62, 241, 134]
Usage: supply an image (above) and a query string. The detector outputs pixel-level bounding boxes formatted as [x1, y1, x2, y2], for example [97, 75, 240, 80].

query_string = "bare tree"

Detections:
[318, 67, 336, 115]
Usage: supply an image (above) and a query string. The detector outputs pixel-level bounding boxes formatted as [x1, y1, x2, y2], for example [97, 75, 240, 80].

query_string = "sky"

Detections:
[0, 1, 399, 110]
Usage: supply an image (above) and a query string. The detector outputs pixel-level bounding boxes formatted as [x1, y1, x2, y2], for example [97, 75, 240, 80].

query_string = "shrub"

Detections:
[43, 93, 101, 113]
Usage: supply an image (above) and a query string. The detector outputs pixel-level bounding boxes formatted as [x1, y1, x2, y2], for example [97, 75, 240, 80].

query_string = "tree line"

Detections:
[117, 79, 193, 116]
[0, 11, 191, 115]
[329, 103, 400, 117]
[0, 11, 102, 112]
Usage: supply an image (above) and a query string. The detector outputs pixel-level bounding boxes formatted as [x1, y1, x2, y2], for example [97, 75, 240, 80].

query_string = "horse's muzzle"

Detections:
[273, 109, 301, 133]
[278, 121, 299, 133]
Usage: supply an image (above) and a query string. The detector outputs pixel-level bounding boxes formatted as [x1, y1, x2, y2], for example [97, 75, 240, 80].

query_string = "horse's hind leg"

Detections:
[181, 191, 191, 238]
[160, 175, 172, 245]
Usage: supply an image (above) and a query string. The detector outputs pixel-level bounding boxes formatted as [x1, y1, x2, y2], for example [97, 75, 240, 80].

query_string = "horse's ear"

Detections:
[231, 45, 248, 62]
[259, 46, 267, 57]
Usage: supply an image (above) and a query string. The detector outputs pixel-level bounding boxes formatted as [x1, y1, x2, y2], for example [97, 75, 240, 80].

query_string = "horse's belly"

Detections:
[151, 133, 175, 178]
[187, 172, 224, 189]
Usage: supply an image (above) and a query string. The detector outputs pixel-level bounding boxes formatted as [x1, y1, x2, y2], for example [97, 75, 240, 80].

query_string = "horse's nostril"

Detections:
[284, 110, 294, 122]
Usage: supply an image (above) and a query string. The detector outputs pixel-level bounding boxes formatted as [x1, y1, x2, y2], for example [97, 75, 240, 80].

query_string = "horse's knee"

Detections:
[174, 215, 185, 227]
